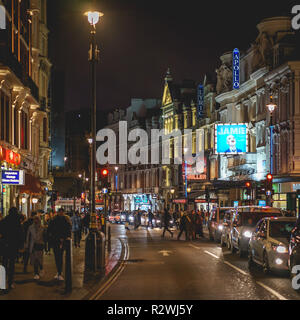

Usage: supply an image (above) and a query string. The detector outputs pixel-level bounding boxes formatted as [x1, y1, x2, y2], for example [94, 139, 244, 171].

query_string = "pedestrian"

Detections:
[0, 207, 24, 291]
[43, 213, 51, 255]
[71, 211, 82, 248]
[161, 208, 173, 238]
[22, 212, 38, 273]
[177, 212, 191, 241]
[26, 216, 45, 280]
[134, 212, 140, 230]
[147, 209, 154, 229]
[194, 211, 203, 238]
[83, 213, 90, 235]
[47, 208, 72, 281]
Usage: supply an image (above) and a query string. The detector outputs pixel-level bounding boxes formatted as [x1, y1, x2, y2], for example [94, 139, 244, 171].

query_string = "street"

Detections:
[97, 224, 300, 300]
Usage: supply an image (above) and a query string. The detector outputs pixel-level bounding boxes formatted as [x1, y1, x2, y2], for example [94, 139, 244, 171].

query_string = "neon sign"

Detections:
[0, 146, 21, 166]
[233, 48, 240, 90]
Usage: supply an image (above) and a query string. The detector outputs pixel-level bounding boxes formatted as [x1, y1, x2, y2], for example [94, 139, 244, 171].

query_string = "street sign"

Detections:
[1, 170, 25, 185]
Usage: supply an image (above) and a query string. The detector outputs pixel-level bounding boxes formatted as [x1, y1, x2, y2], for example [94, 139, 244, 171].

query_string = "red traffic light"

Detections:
[266, 174, 273, 181]
[245, 182, 251, 188]
[101, 169, 108, 176]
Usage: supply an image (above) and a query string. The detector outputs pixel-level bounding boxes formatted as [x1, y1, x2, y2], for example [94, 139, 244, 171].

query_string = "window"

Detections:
[14, 107, 18, 147]
[21, 110, 28, 149]
[43, 117, 47, 142]
[0, 92, 4, 140]
[5, 96, 10, 142]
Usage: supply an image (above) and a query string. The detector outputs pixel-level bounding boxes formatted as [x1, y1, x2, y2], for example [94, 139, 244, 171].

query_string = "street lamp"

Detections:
[266, 96, 277, 175]
[187, 187, 192, 193]
[84, 9, 104, 273]
[114, 167, 119, 192]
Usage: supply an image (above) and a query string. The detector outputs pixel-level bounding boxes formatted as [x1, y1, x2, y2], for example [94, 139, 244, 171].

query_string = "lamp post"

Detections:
[84, 10, 104, 273]
[266, 96, 277, 207]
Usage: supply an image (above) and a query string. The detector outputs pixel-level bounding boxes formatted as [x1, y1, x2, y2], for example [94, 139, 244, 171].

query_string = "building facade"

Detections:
[0, 0, 51, 216]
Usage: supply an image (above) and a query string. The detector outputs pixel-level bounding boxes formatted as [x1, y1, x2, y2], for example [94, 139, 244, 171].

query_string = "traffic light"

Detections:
[266, 173, 273, 195]
[100, 168, 110, 188]
[245, 182, 251, 196]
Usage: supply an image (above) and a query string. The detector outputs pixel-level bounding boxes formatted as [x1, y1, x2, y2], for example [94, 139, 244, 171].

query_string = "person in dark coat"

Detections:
[0, 207, 24, 290]
[194, 211, 203, 238]
[161, 208, 173, 238]
[47, 208, 71, 281]
[22, 211, 37, 273]
[177, 212, 191, 241]
[147, 209, 154, 229]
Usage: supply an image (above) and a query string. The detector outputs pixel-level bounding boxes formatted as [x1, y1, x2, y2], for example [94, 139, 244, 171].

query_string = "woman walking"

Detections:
[26, 216, 45, 280]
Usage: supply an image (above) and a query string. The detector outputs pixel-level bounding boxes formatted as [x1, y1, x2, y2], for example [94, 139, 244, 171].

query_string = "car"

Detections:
[208, 207, 235, 242]
[220, 209, 235, 248]
[288, 222, 300, 274]
[248, 216, 296, 274]
[108, 211, 122, 224]
[229, 206, 283, 257]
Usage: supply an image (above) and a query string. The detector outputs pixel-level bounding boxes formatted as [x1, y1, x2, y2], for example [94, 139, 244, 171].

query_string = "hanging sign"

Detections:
[233, 48, 240, 90]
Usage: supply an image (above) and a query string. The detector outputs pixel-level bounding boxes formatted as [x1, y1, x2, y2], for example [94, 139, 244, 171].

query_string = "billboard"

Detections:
[233, 48, 240, 90]
[214, 123, 248, 154]
[182, 154, 207, 181]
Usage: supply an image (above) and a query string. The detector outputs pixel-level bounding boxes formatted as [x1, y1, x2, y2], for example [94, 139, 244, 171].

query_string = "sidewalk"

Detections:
[0, 231, 123, 300]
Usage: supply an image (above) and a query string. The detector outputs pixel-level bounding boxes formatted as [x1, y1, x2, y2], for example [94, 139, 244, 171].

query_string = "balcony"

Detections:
[0, 46, 39, 102]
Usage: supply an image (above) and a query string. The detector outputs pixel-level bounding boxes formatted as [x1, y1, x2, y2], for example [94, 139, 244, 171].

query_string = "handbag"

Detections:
[33, 243, 44, 251]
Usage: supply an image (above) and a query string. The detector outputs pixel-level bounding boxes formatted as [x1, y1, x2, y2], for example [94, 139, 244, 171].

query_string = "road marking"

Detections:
[203, 250, 288, 300]
[89, 238, 130, 300]
[189, 244, 201, 250]
[159, 250, 172, 257]
[223, 261, 248, 276]
[204, 250, 220, 259]
[256, 281, 287, 301]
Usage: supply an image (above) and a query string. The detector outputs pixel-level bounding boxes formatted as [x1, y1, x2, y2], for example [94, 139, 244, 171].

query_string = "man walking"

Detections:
[22, 211, 37, 273]
[161, 207, 173, 238]
[48, 208, 71, 281]
[0, 207, 24, 291]
[147, 209, 154, 229]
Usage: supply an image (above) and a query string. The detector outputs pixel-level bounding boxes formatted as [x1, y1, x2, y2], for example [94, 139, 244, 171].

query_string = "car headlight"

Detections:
[129, 217, 134, 221]
[243, 231, 252, 238]
[157, 220, 161, 223]
[218, 225, 223, 231]
[276, 245, 288, 253]
[121, 215, 125, 219]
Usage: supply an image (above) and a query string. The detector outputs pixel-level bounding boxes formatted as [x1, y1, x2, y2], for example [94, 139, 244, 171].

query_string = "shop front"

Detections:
[122, 193, 158, 212]
[273, 181, 300, 215]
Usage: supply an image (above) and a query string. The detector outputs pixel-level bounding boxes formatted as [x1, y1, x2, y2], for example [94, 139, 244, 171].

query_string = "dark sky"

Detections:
[48, 0, 299, 112]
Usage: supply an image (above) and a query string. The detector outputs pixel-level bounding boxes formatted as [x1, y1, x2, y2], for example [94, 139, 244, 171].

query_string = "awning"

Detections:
[19, 173, 44, 195]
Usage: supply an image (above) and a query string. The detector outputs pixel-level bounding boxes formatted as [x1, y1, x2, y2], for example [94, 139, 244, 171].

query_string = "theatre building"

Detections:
[0, 0, 51, 217]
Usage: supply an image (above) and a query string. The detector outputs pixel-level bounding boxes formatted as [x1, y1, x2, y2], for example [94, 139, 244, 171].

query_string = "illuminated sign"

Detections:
[214, 123, 248, 154]
[197, 84, 205, 119]
[1, 170, 25, 185]
[0, 146, 21, 166]
[182, 155, 207, 181]
[259, 200, 267, 207]
[234, 201, 239, 208]
[233, 48, 240, 90]
[173, 199, 187, 204]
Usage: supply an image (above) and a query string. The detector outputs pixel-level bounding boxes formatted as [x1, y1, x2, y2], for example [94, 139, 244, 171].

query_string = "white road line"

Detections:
[203, 250, 288, 300]
[256, 281, 287, 301]
[204, 250, 220, 259]
[223, 261, 248, 276]
[189, 244, 201, 250]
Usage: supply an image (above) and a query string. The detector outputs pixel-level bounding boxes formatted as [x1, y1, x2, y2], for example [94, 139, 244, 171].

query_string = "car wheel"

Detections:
[248, 247, 255, 269]
[263, 252, 270, 274]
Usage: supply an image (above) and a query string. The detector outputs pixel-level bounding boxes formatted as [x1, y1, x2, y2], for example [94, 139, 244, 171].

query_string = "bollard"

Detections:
[107, 225, 111, 253]
[96, 231, 105, 275]
[85, 231, 98, 272]
[64, 238, 73, 293]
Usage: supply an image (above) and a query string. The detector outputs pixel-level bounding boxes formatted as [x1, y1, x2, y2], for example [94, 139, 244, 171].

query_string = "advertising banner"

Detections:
[214, 123, 248, 154]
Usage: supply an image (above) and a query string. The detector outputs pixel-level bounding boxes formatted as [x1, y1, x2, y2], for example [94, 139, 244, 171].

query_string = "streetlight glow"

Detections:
[84, 11, 103, 26]
[266, 96, 277, 114]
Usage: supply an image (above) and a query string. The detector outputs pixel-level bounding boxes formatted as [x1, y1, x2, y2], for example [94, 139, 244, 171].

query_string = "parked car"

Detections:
[248, 216, 296, 274]
[288, 222, 300, 274]
[220, 209, 235, 248]
[208, 207, 235, 242]
[108, 211, 122, 224]
[229, 206, 282, 257]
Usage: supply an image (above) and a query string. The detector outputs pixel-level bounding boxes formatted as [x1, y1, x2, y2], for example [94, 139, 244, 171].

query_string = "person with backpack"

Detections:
[47, 208, 71, 281]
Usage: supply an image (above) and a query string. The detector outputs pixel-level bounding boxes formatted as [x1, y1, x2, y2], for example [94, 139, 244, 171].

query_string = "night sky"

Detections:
[48, 0, 299, 113]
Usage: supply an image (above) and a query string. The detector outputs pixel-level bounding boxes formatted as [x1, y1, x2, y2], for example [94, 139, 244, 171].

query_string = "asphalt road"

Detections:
[99, 224, 300, 300]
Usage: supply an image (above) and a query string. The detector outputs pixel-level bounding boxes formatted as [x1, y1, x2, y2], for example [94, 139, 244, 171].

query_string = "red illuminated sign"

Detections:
[173, 199, 187, 204]
[0, 146, 21, 166]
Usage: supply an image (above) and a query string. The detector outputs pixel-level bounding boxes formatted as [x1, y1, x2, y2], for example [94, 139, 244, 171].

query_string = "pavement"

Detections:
[0, 228, 123, 300]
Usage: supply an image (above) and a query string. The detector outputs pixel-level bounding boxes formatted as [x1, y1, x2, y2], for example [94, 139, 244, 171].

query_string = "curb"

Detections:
[82, 237, 128, 300]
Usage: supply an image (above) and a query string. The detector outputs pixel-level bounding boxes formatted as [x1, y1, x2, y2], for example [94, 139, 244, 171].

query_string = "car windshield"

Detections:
[269, 221, 295, 238]
[239, 212, 281, 227]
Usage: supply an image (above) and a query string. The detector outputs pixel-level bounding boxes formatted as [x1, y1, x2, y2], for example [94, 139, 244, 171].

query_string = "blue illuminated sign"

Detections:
[1, 170, 24, 185]
[197, 84, 204, 119]
[214, 123, 248, 154]
[234, 201, 239, 208]
[233, 48, 240, 90]
[259, 200, 266, 207]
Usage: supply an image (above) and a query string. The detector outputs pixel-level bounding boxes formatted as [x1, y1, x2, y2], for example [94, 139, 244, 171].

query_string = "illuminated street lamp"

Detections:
[114, 167, 119, 192]
[84, 8, 104, 273]
[187, 187, 192, 193]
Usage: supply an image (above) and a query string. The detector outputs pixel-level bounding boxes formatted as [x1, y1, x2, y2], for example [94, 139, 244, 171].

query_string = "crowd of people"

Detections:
[129, 207, 208, 241]
[0, 207, 91, 293]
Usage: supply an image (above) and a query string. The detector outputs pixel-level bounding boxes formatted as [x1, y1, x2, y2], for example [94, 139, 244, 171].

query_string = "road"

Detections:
[98, 224, 300, 300]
